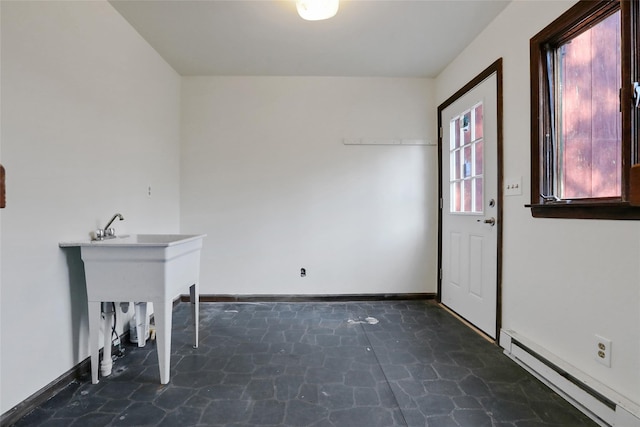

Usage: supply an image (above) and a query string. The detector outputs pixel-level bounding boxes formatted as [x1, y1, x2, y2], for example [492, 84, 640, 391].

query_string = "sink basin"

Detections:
[60, 233, 206, 384]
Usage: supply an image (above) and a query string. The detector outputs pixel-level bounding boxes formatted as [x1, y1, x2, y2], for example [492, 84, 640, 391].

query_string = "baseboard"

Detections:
[500, 329, 640, 427]
[180, 293, 436, 303]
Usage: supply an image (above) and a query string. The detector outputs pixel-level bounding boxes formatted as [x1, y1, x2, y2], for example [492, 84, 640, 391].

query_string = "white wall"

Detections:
[181, 77, 437, 296]
[436, 0, 640, 408]
[0, 1, 181, 413]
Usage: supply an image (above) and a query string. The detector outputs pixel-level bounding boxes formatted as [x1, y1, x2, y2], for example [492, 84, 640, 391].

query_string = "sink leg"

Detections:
[88, 301, 101, 384]
[190, 283, 199, 348]
[134, 302, 148, 348]
[100, 303, 113, 378]
[154, 299, 173, 384]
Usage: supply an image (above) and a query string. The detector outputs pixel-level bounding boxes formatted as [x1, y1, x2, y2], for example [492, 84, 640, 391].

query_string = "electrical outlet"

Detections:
[594, 335, 612, 367]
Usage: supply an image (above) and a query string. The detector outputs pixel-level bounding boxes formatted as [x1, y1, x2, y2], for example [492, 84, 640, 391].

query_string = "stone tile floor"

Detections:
[12, 301, 597, 426]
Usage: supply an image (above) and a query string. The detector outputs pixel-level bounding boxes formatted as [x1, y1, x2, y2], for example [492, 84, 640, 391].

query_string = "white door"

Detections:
[441, 72, 499, 339]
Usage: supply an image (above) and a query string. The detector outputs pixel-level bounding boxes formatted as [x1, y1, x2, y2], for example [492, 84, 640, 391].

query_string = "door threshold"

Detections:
[438, 303, 496, 344]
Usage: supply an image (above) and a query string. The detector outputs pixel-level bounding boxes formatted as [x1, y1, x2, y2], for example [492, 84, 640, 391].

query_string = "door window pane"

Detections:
[463, 180, 472, 212]
[463, 112, 471, 145]
[475, 177, 484, 213]
[475, 140, 484, 176]
[453, 149, 461, 180]
[452, 182, 461, 212]
[474, 104, 483, 140]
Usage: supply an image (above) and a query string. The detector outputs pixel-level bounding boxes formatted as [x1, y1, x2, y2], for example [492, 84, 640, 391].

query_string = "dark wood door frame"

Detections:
[436, 58, 504, 338]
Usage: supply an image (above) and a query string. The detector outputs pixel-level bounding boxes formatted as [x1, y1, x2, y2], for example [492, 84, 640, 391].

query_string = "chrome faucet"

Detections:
[94, 213, 124, 240]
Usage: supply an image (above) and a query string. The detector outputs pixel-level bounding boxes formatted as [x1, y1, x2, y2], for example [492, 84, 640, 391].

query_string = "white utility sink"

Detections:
[60, 233, 206, 384]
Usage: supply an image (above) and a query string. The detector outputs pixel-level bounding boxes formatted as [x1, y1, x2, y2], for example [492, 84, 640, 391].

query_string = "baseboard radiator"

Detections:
[500, 330, 640, 427]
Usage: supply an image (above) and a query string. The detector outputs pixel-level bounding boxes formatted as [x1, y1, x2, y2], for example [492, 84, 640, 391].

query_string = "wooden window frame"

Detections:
[529, 0, 640, 219]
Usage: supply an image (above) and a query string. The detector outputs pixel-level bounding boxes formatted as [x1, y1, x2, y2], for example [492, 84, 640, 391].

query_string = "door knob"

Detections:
[477, 217, 496, 226]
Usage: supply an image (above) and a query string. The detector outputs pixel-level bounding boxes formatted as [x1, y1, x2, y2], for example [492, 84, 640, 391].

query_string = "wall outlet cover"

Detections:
[594, 334, 612, 367]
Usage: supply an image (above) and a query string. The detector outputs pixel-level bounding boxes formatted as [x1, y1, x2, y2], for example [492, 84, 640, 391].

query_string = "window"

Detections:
[530, 0, 640, 219]
[450, 103, 484, 214]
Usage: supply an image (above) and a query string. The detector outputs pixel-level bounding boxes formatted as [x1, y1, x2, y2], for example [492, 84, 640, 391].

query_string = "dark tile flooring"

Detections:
[13, 301, 597, 426]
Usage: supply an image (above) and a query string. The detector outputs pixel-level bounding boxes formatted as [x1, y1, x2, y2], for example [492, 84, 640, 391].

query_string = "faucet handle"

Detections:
[105, 228, 115, 237]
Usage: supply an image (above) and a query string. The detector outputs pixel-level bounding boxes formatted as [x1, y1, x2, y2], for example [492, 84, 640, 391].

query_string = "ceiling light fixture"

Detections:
[296, 0, 339, 21]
